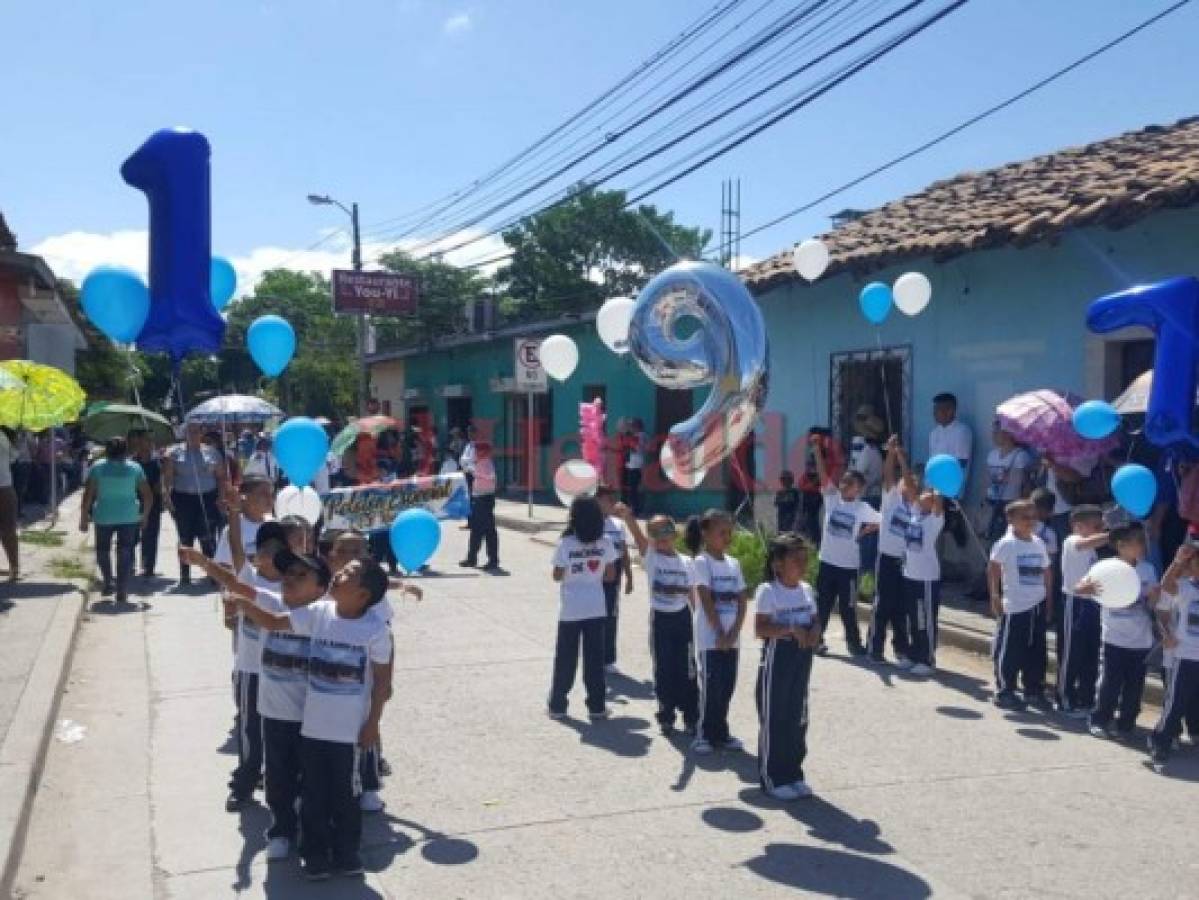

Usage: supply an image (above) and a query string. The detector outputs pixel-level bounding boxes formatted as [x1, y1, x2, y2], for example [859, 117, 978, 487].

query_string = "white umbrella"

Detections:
[1112, 370, 1199, 415]
[186, 395, 282, 425]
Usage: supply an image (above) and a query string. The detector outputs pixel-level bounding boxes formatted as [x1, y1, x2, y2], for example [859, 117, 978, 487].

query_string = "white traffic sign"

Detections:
[514, 337, 548, 393]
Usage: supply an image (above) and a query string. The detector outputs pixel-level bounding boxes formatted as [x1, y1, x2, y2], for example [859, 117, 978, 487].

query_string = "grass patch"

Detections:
[48, 556, 93, 582]
[20, 530, 66, 548]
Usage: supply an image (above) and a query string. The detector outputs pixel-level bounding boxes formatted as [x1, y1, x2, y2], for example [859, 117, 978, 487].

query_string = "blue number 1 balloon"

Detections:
[121, 128, 226, 362]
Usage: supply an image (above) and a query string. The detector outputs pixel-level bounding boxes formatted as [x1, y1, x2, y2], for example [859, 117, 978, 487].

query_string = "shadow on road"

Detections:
[364, 813, 481, 869]
[738, 789, 894, 856]
[742, 843, 932, 898]
[3, 580, 75, 600]
[556, 714, 653, 758]
[605, 670, 655, 702]
[701, 806, 763, 833]
[89, 599, 152, 615]
[934, 705, 984, 720]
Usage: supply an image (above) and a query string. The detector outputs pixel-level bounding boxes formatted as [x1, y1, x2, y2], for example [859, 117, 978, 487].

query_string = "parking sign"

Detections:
[514, 338, 548, 392]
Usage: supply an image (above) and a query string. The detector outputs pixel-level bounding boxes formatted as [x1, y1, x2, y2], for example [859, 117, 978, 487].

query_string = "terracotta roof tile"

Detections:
[743, 117, 1199, 291]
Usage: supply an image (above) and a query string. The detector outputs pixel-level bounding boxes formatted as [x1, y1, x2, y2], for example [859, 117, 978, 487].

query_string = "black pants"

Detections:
[229, 671, 263, 798]
[1091, 643, 1149, 733]
[603, 576, 621, 666]
[139, 498, 162, 574]
[171, 491, 219, 581]
[300, 737, 362, 869]
[800, 492, 822, 543]
[868, 553, 909, 658]
[697, 648, 739, 744]
[1057, 594, 1101, 709]
[1151, 658, 1199, 757]
[95, 523, 138, 596]
[466, 494, 498, 565]
[359, 745, 382, 793]
[11, 460, 31, 512]
[904, 578, 941, 667]
[650, 607, 698, 728]
[263, 717, 302, 841]
[756, 638, 812, 791]
[993, 604, 1048, 698]
[621, 467, 643, 516]
[368, 530, 398, 573]
[816, 562, 861, 650]
[548, 617, 606, 715]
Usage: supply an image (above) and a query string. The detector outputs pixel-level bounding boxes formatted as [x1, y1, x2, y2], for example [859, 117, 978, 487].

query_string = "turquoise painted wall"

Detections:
[755, 207, 1199, 502]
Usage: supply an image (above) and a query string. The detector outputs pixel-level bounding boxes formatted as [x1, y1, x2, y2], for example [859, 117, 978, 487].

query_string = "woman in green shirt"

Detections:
[80, 438, 153, 604]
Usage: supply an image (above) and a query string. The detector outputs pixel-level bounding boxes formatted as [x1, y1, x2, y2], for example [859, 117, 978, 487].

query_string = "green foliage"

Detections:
[728, 528, 768, 592]
[371, 252, 488, 351]
[498, 186, 711, 319]
[19, 529, 65, 547]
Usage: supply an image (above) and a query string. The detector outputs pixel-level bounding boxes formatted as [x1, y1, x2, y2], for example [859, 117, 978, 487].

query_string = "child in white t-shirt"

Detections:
[869, 437, 913, 665]
[901, 477, 945, 676]
[1150, 542, 1199, 770]
[1074, 524, 1159, 739]
[812, 437, 881, 656]
[1057, 505, 1108, 716]
[754, 533, 821, 801]
[596, 485, 634, 672]
[988, 500, 1053, 709]
[985, 429, 1032, 540]
[686, 508, 749, 755]
[621, 505, 698, 735]
[549, 497, 619, 720]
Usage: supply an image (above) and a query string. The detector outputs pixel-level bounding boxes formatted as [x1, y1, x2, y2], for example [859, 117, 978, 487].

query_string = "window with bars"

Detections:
[829, 345, 911, 450]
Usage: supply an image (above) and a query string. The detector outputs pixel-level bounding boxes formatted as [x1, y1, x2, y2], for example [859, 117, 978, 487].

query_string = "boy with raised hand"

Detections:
[214, 475, 275, 571]
[869, 436, 912, 666]
[1057, 505, 1108, 717]
[1149, 541, 1199, 771]
[989, 499, 1053, 710]
[193, 551, 394, 881]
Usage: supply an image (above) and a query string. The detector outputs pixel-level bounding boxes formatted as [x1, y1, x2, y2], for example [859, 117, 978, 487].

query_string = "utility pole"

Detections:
[351, 201, 368, 417]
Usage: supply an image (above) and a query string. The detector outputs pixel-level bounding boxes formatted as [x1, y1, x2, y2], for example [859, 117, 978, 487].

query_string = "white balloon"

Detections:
[660, 442, 707, 490]
[275, 485, 323, 525]
[596, 296, 635, 355]
[792, 238, 830, 282]
[893, 271, 932, 316]
[1087, 558, 1142, 609]
[553, 459, 599, 507]
[540, 334, 578, 381]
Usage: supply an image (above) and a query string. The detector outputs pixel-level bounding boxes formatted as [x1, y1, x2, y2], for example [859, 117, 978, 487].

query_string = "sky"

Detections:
[2, 0, 1197, 293]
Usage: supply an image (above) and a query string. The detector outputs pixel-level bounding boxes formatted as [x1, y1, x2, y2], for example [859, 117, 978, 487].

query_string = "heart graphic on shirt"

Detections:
[587, 559, 601, 572]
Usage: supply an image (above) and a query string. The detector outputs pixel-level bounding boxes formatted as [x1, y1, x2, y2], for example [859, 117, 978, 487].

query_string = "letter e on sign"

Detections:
[515, 338, 547, 392]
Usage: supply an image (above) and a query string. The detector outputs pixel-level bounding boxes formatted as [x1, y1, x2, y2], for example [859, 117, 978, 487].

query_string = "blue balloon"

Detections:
[247, 315, 296, 377]
[273, 417, 329, 488]
[1111, 463, 1157, 518]
[210, 256, 237, 311]
[1072, 400, 1120, 440]
[859, 282, 893, 325]
[80, 266, 150, 343]
[390, 508, 441, 574]
[925, 453, 964, 499]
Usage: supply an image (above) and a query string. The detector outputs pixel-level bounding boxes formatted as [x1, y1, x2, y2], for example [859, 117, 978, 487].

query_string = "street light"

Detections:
[307, 191, 366, 414]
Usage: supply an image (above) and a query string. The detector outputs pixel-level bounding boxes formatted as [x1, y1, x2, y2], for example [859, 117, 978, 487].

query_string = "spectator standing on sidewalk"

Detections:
[0, 427, 19, 580]
[79, 437, 152, 603]
[162, 423, 228, 589]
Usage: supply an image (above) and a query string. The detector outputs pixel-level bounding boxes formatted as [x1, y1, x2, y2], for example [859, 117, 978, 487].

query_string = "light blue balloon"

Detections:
[1111, 463, 1156, 518]
[1072, 400, 1120, 440]
[390, 508, 441, 574]
[80, 265, 150, 343]
[925, 453, 964, 499]
[247, 314, 295, 377]
[210, 256, 237, 311]
[273, 417, 329, 488]
[859, 282, 893, 325]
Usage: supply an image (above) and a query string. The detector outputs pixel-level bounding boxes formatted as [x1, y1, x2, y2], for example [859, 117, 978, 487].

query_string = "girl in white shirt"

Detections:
[621, 507, 698, 735]
[754, 533, 821, 801]
[549, 497, 618, 720]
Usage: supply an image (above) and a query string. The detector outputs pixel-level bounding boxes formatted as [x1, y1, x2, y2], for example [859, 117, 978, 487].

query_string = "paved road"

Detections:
[11, 516, 1199, 899]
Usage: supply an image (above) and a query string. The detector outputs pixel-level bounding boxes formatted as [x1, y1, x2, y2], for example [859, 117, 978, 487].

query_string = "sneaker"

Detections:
[225, 792, 247, 813]
[588, 708, 610, 721]
[482, 561, 502, 572]
[604, 663, 619, 674]
[359, 790, 385, 813]
[378, 756, 393, 777]
[764, 783, 801, 801]
[790, 779, 814, 799]
[909, 663, 933, 676]
[1088, 724, 1111, 739]
[993, 692, 1024, 711]
[547, 708, 566, 720]
[100, 581, 115, 597]
[458, 559, 477, 568]
[722, 736, 745, 752]
[894, 657, 915, 671]
[691, 738, 714, 755]
[265, 837, 290, 861]
[1149, 741, 1169, 773]
[303, 859, 332, 882]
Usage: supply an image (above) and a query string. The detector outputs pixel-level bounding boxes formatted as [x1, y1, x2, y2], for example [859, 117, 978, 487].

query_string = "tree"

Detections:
[370, 251, 489, 351]
[497, 186, 711, 319]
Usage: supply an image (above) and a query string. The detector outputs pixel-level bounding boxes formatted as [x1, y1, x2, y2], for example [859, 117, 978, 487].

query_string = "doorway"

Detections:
[507, 391, 552, 490]
[829, 345, 911, 448]
[446, 397, 473, 432]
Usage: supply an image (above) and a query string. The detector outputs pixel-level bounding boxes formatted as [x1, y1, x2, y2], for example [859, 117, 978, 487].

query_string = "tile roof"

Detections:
[742, 116, 1199, 292]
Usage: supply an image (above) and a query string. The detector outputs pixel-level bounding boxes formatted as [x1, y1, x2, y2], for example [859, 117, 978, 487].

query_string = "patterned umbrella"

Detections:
[995, 389, 1120, 468]
[330, 416, 403, 456]
[186, 394, 282, 425]
[0, 360, 86, 430]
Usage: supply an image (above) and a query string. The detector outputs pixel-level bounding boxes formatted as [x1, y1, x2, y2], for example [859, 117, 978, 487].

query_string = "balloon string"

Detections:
[635, 209, 681, 263]
[876, 331, 895, 437]
[172, 368, 216, 546]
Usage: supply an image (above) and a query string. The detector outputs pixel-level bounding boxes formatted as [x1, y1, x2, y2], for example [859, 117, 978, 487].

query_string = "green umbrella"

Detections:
[82, 403, 176, 445]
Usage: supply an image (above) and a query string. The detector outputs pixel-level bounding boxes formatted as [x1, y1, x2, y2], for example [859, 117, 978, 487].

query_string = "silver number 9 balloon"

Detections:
[627, 260, 769, 481]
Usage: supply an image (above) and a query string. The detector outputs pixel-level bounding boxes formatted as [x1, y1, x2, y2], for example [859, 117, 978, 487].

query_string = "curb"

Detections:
[494, 513, 563, 536]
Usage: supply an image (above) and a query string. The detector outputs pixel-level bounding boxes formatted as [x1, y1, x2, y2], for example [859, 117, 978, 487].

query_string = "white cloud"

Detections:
[443, 11, 471, 34]
[29, 227, 511, 299]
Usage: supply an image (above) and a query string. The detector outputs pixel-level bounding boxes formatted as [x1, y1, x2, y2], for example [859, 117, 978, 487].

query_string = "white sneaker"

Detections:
[1088, 724, 1110, 738]
[790, 780, 814, 799]
[722, 736, 745, 752]
[895, 658, 915, 671]
[359, 790, 385, 813]
[909, 663, 933, 676]
[764, 783, 801, 801]
[604, 664, 619, 674]
[691, 738, 714, 755]
[265, 837, 290, 861]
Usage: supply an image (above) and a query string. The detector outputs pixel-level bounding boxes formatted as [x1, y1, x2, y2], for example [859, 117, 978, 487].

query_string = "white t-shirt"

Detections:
[643, 548, 694, 613]
[1101, 560, 1157, 650]
[257, 591, 311, 721]
[289, 598, 393, 743]
[990, 532, 1050, 614]
[849, 438, 883, 498]
[929, 420, 972, 468]
[902, 511, 945, 582]
[1162, 578, 1199, 662]
[243, 452, 277, 481]
[214, 515, 271, 567]
[552, 536, 619, 622]
[234, 564, 282, 674]
[0, 432, 12, 489]
[692, 552, 747, 651]
[603, 516, 630, 568]
[819, 485, 881, 570]
[1061, 535, 1098, 598]
[878, 486, 911, 559]
[754, 580, 817, 634]
[986, 448, 1031, 502]
[1035, 521, 1059, 557]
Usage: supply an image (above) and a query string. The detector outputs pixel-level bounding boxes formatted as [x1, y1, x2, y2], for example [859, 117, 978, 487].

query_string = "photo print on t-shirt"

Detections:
[308, 640, 368, 696]
[1017, 554, 1045, 586]
[262, 634, 310, 684]
[828, 509, 856, 539]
